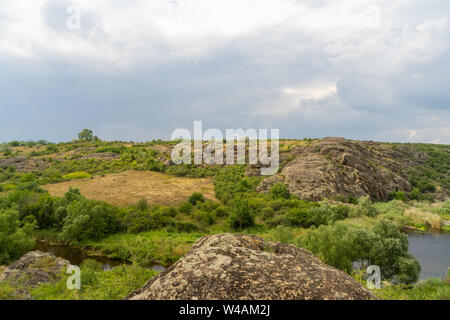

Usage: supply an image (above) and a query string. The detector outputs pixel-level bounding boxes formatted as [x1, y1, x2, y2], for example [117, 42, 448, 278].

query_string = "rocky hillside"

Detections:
[255, 138, 448, 202]
[128, 233, 375, 300]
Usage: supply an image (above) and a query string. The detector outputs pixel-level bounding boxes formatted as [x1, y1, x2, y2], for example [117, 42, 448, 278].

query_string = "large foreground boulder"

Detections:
[128, 234, 375, 300]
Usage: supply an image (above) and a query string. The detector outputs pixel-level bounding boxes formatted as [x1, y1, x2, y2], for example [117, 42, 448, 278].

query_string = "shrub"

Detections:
[154, 206, 177, 218]
[172, 221, 198, 233]
[18, 194, 57, 229]
[21, 173, 35, 183]
[178, 202, 193, 214]
[409, 188, 420, 200]
[269, 183, 290, 199]
[188, 192, 205, 205]
[0, 209, 35, 264]
[260, 207, 274, 220]
[389, 191, 407, 201]
[352, 196, 379, 217]
[62, 171, 91, 180]
[298, 220, 420, 284]
[193, 210, 215, 227]
[122, 211, 169, 233]
[213, 206, 229, 218]
[229, 199, 254, 230]
[271, 226, 295, 244]
[62, 199, 119, 242]
[417, 179, 436, 193]
[135, 198, 149, 212]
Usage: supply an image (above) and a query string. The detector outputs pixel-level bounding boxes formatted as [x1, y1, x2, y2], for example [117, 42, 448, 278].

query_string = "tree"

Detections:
[229, 199, 254, 230]
[62, 199, 119, 242]
[78, 129, 94, 141]
[0, 209, 35, 264]
[298, 220, 420, 284]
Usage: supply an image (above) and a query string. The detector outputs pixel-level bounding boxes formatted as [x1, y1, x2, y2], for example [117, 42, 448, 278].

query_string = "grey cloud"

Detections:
[0, 0, 449, 143]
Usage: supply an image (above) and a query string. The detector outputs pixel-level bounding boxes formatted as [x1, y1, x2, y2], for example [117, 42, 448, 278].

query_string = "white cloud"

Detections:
[0, 0, 449, 143]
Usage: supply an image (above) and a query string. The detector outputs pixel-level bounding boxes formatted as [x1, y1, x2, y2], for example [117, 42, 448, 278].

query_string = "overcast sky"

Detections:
[0, 0, 449, 143]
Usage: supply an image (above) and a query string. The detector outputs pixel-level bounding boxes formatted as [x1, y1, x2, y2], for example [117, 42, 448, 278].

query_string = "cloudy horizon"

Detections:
[1, 0, 449, 144]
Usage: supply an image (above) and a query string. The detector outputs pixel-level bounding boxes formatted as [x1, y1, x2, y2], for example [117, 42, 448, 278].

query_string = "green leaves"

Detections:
[0, 208, 35, 264]
[298, 220, 421, 284]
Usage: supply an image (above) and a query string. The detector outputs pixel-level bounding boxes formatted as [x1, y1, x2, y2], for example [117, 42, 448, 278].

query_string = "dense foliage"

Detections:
[299, 220, 421, 284]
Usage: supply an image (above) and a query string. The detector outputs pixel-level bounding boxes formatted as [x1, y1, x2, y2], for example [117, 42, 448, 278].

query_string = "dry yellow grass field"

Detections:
[42, 170, 216, 207]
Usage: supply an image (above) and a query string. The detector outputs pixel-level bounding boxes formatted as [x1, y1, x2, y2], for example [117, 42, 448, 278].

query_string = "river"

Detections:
[32, 241, 166, 272]
[407, 232, 450, 280]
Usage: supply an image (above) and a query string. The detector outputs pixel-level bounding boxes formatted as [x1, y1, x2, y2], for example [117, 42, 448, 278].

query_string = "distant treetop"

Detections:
[77, 129, 99, 141]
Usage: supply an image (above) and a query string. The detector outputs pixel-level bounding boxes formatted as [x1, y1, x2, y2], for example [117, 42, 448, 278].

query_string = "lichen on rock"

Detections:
[128, 233, 375, 300]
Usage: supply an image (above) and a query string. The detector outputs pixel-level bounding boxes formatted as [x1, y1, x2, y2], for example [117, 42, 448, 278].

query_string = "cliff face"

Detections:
[128, 233, 375, 300]
[257, 137, 429, 201]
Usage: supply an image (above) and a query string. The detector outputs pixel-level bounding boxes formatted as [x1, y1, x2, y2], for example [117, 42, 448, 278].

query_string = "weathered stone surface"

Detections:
[257, 137, 425, 201]
[128, 234, 375, 300]
[0, 157, 49, 172]
[81, 152, 120, 160]
[0, 251, 70, 288]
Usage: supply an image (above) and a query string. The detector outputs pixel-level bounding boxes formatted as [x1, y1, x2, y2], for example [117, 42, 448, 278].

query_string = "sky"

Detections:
[0, 0, 449, 143]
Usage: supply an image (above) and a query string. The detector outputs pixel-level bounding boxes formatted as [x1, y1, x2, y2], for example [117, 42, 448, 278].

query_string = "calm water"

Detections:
[407, 232, 450, 280]
[33, 241, 165, 272]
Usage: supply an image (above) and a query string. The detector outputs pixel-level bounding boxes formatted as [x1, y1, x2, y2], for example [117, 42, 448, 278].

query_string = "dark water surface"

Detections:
[33, 241, 165, 272]
[407, 232, 450, 280]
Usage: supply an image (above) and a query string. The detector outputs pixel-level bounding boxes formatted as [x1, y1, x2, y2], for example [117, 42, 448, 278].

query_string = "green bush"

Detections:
[135, 198, 149, 212]
[229, 199, 254, 230]
[178, 202, 193, 214]
[21, 173, 35, 183]
[62, 171, 91, 180]
[260, 207, 275, 220]
[62, 199, 119, 242]
[269, 183, 290, 199]
[389, 191, 407, 201]
[188, 192, 205, 205]
[193, 210, 215, 226]
[213, 206, 229, 217]
[351, 196, 379, 217]
[172, 221, 198, 233]
[298, 220, 420, 284]
[0, 208, 35, 264]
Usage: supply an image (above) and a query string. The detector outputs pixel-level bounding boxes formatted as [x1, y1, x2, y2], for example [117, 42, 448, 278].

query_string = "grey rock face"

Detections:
[257, 137, 424, 201]
[0, 251, 70, 288]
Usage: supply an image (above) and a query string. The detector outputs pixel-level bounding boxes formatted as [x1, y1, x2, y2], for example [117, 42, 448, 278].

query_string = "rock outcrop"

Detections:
[81, 152, 121, 160]
[0, 157, 49, 172]
[128, 234, 375, 300]
[0, 251, 70, 288]
[257, 137, 425, 201]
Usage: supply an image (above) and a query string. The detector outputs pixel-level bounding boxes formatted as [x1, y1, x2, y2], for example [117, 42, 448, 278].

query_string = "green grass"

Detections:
[87, 230, 206, 266]
[373, 278, 450, 300]
[31, 262, 156, 300]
